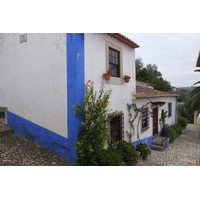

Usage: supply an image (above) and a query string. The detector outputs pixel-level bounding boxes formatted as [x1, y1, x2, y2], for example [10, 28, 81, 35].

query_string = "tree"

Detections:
[146, 64, 162, 79]
[135, 57, 144, 77]
[135, 57, 172, 92]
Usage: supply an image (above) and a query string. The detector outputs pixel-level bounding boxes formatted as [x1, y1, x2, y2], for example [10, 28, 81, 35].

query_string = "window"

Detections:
[106, 41, 123, 85]
[109, 47, 120, 77]
[110, 113, 124, 142]
[168, 103, 172, 117]
[142, 108, 149, 130]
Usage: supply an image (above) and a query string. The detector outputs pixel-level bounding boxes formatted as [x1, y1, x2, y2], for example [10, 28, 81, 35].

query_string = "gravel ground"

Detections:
[136, 124, 200, 166]
[0, 126, 73, 166]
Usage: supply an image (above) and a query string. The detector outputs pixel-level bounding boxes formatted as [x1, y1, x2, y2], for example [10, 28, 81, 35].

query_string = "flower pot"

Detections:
[124, 76, 131, 83]
[103, 73, 110, 80]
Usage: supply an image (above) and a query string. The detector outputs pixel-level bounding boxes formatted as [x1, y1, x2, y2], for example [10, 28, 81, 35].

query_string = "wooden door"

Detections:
[153, 107, 158, 136]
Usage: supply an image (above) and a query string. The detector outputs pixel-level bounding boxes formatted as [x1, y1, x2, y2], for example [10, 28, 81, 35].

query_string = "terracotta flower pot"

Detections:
[103, 73, 110, 80]
[124, 76, 131, 83]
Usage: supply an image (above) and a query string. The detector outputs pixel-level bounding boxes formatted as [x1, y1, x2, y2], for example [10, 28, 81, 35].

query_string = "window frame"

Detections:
[109, 47, 120, 77]
[105, 41, 123, 85]
[168, 102, 172, 117]
[141, 107, 149, 131]
[110, 112, 124, 143]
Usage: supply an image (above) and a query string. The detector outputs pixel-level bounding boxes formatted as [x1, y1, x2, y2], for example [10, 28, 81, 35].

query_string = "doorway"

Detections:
[153, 107, 158, 136]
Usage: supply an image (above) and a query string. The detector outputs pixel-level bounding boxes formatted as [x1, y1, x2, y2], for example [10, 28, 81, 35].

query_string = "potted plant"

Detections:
[103, 69, 110, 80]
[124, 75, 131, 83]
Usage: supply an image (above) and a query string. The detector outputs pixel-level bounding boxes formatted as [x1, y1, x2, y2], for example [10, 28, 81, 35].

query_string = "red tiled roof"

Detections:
[196, 51, 200, 67]
[134, 85, 179, 99]
[106, 33, 140, 49]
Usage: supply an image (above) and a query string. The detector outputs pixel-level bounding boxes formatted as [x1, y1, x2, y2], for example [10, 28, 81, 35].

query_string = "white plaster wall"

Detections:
[132, 97, 177, 142]
[84, 33, 136, 141]
[0, 33, 67, 137]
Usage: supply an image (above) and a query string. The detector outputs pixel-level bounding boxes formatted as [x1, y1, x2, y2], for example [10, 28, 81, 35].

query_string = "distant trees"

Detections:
[186, 52, 200, 119]
[135, 57, 172, 92]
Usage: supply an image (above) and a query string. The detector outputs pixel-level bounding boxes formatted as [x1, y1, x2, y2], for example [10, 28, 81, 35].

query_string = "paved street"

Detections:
[0, 123, 73, 166]
[0, 123, 200, 166]
[136, 124, 200, 166]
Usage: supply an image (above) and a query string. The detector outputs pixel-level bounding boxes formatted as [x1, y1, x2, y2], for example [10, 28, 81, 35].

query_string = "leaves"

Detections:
[73, 81, 113, 165]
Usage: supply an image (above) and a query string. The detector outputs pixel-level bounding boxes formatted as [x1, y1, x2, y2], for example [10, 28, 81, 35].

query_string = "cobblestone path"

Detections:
[136, 124, 200, 166]
[0, 125, 73, 166]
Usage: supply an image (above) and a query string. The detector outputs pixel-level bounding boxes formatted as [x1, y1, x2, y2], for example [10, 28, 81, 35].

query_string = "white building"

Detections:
[0, 33, 178, 163]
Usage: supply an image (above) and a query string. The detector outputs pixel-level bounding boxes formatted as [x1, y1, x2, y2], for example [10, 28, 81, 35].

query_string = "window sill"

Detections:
[141, 127, 149, 133]
[106, 76, 123, 85]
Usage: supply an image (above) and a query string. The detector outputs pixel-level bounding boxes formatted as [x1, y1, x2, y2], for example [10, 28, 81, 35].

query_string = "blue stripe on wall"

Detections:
[67, 33, 85, 142]
[7, 33, 85, 164]
[7, 111, 76, 163]
[132, 136, 153, 148]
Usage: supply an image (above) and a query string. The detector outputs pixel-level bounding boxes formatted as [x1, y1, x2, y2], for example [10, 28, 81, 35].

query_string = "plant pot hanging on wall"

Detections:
[103, 73, 110, 80]
[124, 75, 131, 83]
[103, 69, 111, 81]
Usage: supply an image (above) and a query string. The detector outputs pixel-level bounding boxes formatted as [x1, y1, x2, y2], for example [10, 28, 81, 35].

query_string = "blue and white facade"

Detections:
[0, 33, 178, 164]
[0, 33, 139, 163]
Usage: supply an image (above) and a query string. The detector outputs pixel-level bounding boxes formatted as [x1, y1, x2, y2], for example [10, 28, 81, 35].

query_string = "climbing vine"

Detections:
[126, 102, 150, 142]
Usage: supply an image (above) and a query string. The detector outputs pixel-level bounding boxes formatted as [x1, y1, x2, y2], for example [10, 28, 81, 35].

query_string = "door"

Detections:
[153, 107, 158, 136]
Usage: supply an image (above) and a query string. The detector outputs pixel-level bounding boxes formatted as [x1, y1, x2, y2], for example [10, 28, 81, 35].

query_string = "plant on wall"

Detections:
[159, 109, 168, 129]
[126, 103, 141, 142]
[73, 80, 116, 165]
[127, 103, 150, 142]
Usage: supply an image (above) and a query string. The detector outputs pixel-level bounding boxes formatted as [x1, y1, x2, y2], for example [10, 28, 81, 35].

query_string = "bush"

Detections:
[73, 81, 114, 166]
[178, 116, 188, 129]
[97, 147, 123, 166]
[117, 141, 139, 165]
[161, 124, 179, 143]
[136, 143, 151, 159]
[172, 124, 182, 136]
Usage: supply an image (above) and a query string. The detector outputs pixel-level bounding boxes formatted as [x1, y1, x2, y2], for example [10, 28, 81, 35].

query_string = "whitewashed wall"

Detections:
[84, 33, 136, 141]
[0, 33, 67, 137]
[132, 96, 177, 142]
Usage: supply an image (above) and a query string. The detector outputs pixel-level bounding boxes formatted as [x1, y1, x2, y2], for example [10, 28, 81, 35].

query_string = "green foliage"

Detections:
[178, 116, 188, 129]
[161, 124, 182, 143]
[126, 103, 141, 142]
[159, 109, 168, 127]
[136, 143, 151, 159]
[73, 81, 114, 166]
[97, 147, 123, 166]
[135, 57, 172, 92]
[177, 88, 193, 122]
[117, 141, 139, 165]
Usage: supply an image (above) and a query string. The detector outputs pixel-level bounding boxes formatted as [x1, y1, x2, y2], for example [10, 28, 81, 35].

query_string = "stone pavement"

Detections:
[1, 123, 200, 166]
[0, 123, 73, 166]
[136, 124, 200, 166]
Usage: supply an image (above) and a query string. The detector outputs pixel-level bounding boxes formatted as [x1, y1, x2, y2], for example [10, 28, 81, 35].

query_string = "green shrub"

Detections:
[178, 116, 188, 129]
[161, 124, 179, 143]
[73, 81, 114, 166]
[136, 143, 151, 159]
[117, 141, 139, 165]
[97, 147, 123, 166]
[172, 124, 182, 136]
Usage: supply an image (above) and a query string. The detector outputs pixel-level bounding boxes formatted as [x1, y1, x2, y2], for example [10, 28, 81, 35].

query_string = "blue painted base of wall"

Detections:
[8, 111, 77, 164]
[132, 136, 153, 148]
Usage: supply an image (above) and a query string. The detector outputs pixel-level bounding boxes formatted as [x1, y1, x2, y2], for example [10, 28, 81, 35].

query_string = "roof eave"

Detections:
[106, 33, 140, 49]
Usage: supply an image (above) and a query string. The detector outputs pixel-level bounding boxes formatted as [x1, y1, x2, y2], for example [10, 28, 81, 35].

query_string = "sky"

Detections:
[123, 33, 200, 88]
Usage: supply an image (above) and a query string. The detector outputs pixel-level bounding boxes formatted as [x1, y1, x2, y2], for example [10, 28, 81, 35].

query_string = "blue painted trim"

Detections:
[7, 33, 85, 164]
[67, 33, 85, 161]
[132, 136, 153, 148]
[8, 111, 76, 163]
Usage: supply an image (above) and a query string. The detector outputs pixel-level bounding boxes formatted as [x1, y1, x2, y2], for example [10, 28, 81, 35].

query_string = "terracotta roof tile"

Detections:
[196, 51, 200, 67]
[134, 85, 179, 99]
[106, 33, 140, 49]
